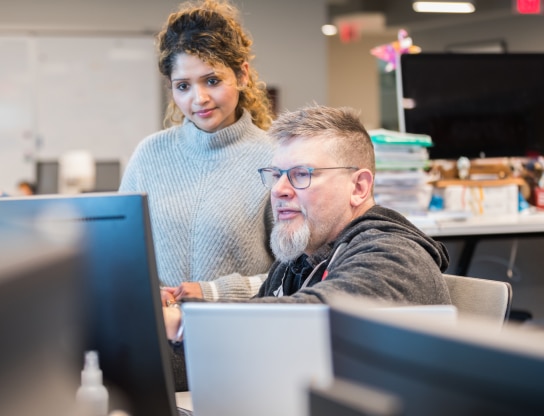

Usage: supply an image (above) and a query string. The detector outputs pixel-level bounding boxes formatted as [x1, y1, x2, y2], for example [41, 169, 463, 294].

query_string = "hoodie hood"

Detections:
[334, 205, 450, 272]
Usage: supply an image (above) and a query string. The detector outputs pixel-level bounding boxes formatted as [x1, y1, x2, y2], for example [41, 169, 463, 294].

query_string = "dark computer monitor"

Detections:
[399, 53, 544, 160]
[35, 160, 121, 194]
[0, 219, 84, 416]
[309, 377, 403, 416]
[0, 193, 177, 416]
[94, 160, 122, 192]
[328, 296, 544, 416]
[36, 160, 60, 194]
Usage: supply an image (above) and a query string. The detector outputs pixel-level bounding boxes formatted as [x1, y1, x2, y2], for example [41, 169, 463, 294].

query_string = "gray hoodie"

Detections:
[254, 205, 451, 305]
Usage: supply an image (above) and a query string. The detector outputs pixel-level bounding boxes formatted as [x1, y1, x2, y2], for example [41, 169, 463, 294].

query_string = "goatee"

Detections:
[270, 219, 311, 263]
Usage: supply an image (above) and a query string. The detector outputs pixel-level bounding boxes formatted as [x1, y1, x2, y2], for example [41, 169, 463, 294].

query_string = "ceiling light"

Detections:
[321, 24, 338, 36]
[413, 1, 475, 13]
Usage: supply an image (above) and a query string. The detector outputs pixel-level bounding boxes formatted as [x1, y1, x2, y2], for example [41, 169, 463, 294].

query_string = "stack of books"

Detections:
[369, 129, 433, 215]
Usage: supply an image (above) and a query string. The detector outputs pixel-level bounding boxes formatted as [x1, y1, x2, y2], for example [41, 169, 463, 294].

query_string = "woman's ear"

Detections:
[239, 61, 250, 87]
[350, 169, 374, 207]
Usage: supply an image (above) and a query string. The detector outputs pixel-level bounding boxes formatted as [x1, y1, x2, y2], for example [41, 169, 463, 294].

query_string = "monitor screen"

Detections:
[36, 160, 60, 194]
[309, 377, 402, 416]
[328, 296, 544, 415]
[0, 193, 177, 416]
[0, 221, 84, 416]
[399, 53, 544, 160]
[36, 160, 121, 194]
[94, 160, 122, 192]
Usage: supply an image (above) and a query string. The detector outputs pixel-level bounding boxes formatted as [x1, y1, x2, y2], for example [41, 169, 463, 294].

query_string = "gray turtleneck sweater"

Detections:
[119, 110, 275, 300]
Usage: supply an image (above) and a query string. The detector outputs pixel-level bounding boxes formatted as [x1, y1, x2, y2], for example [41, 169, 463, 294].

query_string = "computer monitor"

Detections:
[181, 303, 332, 416]
[0, 193, 177, 416]
[309, 377, 403, 416]
[94, 160, 122, 192]
[399, 53, 544, 160]
[328, 295, 544, 415]
[35, 160, 121, 194]
[0, 218, 84, 416]
[36, 160, 60, 194]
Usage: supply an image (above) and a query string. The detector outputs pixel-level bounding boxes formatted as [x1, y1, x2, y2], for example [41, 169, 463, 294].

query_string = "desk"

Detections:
[175, 391, 193, 412]
[408, 211, 544, 276]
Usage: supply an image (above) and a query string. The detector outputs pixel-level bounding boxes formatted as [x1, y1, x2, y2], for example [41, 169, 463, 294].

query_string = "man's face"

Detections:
[270, 136, 357, 261]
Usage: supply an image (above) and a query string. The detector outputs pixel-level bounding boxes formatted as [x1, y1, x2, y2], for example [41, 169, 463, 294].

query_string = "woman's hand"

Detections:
[173, 282, 203, 299]
[160, 286, 177, 306]
[163, 305, 183, 341]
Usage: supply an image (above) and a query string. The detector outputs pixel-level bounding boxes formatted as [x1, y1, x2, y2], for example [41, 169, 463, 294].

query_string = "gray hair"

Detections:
[268, 105, 375, 175]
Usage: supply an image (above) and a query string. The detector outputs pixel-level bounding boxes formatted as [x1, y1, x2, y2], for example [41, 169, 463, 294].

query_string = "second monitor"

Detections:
[36, 159, 122, 194]
[328, 295, 544, 415]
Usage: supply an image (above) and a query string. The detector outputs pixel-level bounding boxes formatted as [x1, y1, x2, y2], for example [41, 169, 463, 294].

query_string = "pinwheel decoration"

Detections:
[370, 29, 421, 72]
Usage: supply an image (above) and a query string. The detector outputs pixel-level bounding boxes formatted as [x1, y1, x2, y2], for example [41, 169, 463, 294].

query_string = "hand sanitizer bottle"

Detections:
[76, 350, 109, 416]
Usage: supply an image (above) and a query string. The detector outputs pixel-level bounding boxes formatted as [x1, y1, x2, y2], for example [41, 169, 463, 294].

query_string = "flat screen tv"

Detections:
[399, 53, 544, 160]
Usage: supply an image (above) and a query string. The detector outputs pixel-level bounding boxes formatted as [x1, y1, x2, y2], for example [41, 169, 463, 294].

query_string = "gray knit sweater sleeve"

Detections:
[119, 110, 275, 301]
[199, 273, 268, 301]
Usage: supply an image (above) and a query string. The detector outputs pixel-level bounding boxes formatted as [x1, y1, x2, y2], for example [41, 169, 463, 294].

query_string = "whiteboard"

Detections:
[0, 34, 162, 194]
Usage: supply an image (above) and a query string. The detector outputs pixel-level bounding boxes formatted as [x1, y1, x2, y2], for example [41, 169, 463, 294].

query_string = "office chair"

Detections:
[443, 274, 512, 328]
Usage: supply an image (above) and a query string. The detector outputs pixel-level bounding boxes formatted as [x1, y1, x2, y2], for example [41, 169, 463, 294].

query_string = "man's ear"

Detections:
[350, 169, 374, 207]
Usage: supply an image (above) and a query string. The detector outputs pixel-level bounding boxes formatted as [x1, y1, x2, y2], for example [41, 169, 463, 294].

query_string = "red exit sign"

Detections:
[516, 0, 541, 14]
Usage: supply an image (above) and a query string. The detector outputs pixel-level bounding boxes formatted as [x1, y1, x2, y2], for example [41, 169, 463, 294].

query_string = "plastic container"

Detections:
[76, 350, 109, 416]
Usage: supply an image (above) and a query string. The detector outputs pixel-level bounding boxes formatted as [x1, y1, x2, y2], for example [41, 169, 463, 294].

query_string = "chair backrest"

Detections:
[443, 274, 512, 328]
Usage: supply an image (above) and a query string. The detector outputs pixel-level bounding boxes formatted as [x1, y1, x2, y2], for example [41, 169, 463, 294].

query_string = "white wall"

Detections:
[327, 31, 398, 130]
[0, 0, 327, 110]
[0, 35, 161, 193]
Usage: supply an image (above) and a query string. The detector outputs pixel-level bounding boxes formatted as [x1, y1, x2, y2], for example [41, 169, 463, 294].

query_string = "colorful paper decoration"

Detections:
[370, 29, 421, 72]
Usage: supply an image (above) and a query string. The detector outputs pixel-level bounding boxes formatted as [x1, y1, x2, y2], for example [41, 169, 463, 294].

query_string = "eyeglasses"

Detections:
[257, 166, 359, 190]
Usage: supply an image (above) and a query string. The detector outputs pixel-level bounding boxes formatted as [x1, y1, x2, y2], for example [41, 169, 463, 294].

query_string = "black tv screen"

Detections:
[399, 53, 544, 160]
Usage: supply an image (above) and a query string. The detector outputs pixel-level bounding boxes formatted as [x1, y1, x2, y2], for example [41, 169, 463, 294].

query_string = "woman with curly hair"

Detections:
[120, 0, 275, 304]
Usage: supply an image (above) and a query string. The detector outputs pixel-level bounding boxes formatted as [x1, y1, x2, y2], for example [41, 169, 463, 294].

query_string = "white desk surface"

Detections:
[175, 391, 193, 411]
[408, 210, 544, 238]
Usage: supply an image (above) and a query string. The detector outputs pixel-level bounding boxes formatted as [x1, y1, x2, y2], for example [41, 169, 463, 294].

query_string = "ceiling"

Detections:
[327, 0, 517, 31]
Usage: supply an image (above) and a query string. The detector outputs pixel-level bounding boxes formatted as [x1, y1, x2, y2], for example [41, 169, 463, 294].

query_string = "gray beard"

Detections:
[270, 219, 311, 263]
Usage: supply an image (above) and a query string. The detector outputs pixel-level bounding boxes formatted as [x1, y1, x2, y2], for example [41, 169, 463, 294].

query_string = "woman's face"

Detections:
[170, 53, 248, 133]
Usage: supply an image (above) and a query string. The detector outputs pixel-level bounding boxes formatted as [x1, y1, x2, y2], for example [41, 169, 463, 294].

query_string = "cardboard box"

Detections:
[433, 179, 523, 216]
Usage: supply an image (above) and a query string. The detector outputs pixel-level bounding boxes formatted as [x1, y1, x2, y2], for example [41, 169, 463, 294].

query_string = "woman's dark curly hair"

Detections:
[157, 0, 272, 129]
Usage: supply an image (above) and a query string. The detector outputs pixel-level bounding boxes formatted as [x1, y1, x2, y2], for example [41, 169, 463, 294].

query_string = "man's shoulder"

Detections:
[351, 205, 417, 232]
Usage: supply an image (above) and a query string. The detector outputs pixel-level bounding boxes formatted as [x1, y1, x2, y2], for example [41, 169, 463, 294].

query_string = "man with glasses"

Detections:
[164, 104, 451, 340]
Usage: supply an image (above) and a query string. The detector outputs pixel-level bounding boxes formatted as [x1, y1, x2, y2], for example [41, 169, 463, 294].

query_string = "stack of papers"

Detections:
[369, 129, 434, 215]
[370, 129, 433, 170]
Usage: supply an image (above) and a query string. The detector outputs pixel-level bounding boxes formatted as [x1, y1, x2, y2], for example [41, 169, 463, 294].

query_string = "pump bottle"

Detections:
[76, 350, 109, 416]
